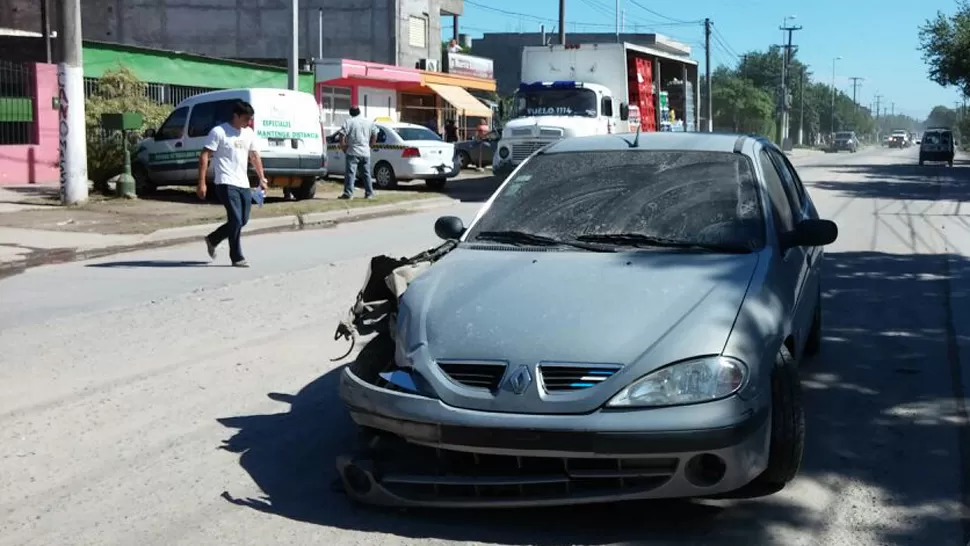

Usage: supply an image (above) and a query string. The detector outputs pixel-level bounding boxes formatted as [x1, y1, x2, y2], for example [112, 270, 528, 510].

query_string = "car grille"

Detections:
[512, 141, 549, 162]
[378, 443, 678, 502]
[539, 364, 621, 392]
[437, 361, 507, 390]
[539, 128, 564, 137]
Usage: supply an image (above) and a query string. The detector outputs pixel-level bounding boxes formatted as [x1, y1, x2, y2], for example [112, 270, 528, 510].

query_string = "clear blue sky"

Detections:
[448, 0, 964, 120]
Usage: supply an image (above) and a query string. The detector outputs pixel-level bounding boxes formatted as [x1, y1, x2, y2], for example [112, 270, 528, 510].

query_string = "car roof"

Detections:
[380, 122, 433, 130]
[541, 132, 765, 155]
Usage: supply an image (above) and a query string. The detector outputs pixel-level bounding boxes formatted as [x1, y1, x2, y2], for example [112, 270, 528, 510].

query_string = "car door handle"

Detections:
[174, 141, 183, 148]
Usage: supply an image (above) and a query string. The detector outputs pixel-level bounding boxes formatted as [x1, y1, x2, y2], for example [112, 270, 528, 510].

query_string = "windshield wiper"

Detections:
[576, 233, 753, 254]
[472, 230, 614, 252]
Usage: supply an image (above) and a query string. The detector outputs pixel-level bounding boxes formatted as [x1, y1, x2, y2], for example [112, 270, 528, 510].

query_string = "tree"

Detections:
[918, 2, 970, 97]
[85, 66, 171, 193]
[925, 105, 958, 128]
[710, 68, 774, 134]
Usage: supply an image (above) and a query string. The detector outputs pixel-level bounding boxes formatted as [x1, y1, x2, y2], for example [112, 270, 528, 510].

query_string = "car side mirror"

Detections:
[620, 103, 630, 121]
[143, 128, 156, 138]
[434, 215, 465, 240]
[784, 219, 838, 249]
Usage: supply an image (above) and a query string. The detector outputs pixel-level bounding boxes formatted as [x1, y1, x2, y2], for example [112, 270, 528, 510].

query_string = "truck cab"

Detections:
[493, 81, 631, 177]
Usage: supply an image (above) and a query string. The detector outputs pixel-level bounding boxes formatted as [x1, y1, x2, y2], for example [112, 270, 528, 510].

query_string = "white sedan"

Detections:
[326, 122, 460, 191]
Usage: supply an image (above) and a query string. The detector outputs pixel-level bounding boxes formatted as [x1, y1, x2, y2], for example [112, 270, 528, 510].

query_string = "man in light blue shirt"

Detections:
[339, 106, 378, 199]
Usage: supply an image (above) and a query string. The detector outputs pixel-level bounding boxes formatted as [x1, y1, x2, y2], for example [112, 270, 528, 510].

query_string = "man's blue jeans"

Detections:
[344, 154, 373, 197]
[206, 184, 251, 263]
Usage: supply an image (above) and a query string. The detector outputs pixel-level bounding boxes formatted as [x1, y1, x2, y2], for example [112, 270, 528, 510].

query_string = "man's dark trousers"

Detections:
[206, 184, 251, 263]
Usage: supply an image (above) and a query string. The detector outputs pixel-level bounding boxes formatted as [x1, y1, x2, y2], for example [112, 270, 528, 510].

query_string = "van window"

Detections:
[155, 107, 189, 141]
[187, 100, 239, 138]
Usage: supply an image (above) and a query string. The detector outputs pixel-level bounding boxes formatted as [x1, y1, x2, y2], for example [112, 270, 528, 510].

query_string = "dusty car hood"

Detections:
[395, 247, 760, 413]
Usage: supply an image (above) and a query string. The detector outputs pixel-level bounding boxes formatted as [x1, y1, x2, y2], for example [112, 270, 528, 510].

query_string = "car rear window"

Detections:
[836, 132, 853, 139]
[395, 127, 442, 141]
[466, 149, 766, 250]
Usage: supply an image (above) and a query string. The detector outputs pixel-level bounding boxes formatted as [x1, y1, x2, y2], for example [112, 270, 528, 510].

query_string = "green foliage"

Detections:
[701, 46, 885, 144]
[918, 2, 970, 97]
[85, 66, 171, 191]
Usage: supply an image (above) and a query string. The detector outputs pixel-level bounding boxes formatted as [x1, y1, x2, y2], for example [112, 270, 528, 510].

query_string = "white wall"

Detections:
[360, 87, 398, 121]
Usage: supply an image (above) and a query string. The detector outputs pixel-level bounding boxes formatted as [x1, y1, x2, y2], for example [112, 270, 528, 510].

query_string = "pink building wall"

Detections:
[0, 63, 59, 186]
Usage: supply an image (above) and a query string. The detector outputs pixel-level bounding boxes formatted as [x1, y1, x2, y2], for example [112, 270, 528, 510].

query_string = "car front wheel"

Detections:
[753, 344, 805, 488]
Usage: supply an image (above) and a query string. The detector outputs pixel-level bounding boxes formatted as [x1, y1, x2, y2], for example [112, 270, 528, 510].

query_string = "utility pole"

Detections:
[779, 24, 802, 146]
[615, 0, 620, 42]
[799, 69, 806, 145]
[891, 102, 895, 116]
[40, 0, 52, 64]
[58, 0, 88, 205]
[288, 0, 299, 90]
[849, 77, 863, 105]
[559, 0, 566, 45]
[317, 8, 323, 59]
[704, 18, 712, 132]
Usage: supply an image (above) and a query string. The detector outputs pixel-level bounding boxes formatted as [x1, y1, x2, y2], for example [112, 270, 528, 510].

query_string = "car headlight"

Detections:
[605, 356, 747, 408]
[498, 146, 510, 159]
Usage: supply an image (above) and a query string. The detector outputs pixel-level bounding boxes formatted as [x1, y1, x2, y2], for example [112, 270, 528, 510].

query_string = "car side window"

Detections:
[187, 100, 237, 138]
[155, 107, 189, 141]
[768, 149, 806, 217]
[759, 149, 796, 233]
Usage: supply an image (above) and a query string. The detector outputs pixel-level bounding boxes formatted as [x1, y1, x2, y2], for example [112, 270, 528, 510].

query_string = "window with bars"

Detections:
[319, 85, 352, 128]
[408, 15, 428, 48]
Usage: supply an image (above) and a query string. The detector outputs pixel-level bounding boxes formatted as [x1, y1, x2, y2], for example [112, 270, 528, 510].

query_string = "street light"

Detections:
[830, 56, 842, 134]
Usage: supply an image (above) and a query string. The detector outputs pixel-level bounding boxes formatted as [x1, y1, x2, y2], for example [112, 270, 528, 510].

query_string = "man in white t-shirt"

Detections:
[196, 100, 268, 267]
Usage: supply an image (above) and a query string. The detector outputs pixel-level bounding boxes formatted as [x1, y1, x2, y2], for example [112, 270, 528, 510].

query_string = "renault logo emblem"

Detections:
[507, 365, 532, 395]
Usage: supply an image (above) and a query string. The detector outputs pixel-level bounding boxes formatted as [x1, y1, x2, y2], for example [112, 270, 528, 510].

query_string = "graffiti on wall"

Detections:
[57, 65, 69, 202]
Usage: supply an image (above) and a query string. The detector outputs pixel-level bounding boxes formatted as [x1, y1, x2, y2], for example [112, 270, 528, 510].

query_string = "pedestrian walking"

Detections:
[196, 100, 267, 268]
[340, 106, 378, 199]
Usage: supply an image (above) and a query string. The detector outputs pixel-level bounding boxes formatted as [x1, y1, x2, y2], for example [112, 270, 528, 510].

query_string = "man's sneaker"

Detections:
[232, 260, 250, 268]
[364, 193, 377, 199]
[338, 194, 352, 200]
[205, 237, 216, 260]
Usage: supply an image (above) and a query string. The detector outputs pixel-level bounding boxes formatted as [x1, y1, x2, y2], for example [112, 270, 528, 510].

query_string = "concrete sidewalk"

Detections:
[0, 195, 458, 276]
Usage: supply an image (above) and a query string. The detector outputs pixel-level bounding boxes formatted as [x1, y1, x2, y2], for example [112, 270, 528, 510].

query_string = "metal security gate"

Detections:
[0, 60, 35, 145]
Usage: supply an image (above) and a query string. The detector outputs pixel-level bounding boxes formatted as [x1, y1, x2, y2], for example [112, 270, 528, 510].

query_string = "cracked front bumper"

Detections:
[336, 366, 772, 508]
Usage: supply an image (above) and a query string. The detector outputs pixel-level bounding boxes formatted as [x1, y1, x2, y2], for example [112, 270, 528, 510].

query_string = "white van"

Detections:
[133, 88, 327, 200]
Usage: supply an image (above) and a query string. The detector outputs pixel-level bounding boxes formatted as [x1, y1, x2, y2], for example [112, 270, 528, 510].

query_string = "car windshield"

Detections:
[395, 127, 442, 141]
[835, 132, 853, 139]
[464, 150, 765, 251]
[514, 88, 598, 118]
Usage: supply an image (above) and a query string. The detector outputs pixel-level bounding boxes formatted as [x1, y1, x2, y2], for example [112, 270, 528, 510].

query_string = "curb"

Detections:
[0, 196, 458, 278]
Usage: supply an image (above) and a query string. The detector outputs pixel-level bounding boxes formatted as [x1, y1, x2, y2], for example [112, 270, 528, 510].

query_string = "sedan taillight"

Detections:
[402, 147, 421, 158]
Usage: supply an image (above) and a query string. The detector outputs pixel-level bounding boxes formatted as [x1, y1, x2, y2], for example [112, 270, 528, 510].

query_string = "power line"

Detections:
[848, 77, 864, 105]
[626, 0, 701, 24]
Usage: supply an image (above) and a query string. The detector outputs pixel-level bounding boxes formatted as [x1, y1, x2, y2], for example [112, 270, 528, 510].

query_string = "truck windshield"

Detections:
[514, 88, 598, 118]
[835, 132, 853, 139]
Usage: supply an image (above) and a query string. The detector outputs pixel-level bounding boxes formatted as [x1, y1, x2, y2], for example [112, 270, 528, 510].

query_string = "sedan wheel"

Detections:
[373, 162, 397, 190]
[753, 345, 805, 488]
[459, 151, 472, 169]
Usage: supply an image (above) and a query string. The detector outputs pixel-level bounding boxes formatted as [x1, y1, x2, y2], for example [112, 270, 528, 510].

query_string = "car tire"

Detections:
[803, 287, 822, 357]
[294, 177, 317, 200]
[459, 150, 472, 169]
[373, 162, 397, 190]
[425, 178, 447, 192]
[133, 164, 156, 196]
[753, 344, 805, 488]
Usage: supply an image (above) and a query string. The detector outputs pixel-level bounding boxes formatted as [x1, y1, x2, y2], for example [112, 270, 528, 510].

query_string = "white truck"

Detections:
[492, 40, 699, 178]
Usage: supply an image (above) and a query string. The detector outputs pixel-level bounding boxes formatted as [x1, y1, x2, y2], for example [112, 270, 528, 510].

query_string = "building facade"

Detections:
[1, 0, 464, 70]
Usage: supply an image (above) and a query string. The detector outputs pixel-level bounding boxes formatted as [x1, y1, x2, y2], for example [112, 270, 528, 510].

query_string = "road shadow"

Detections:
[813, 160, 970, 203]
[86, 260, 212, 268]
[327, 172, 502, 204]
[217, 250, 969, 545]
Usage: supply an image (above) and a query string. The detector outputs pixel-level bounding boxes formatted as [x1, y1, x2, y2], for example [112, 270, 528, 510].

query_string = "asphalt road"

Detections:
[1, 146, 968, 546]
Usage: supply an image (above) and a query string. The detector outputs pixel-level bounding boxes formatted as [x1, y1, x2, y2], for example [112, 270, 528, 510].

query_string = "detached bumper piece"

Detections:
[336, 432, 683, 508]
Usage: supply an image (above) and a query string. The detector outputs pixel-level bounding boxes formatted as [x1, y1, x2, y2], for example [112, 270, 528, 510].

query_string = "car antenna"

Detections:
[620, 124, 642, 148]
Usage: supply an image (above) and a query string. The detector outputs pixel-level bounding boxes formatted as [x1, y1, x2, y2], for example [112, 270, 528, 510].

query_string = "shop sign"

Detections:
[446, 52, 494, 80]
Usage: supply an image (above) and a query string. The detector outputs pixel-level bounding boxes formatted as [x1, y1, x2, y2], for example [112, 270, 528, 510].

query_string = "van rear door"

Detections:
[252, 89, 324, 171]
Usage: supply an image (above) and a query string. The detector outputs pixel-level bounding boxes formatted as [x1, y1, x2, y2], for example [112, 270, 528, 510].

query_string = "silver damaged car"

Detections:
[336, 131, 838, 508]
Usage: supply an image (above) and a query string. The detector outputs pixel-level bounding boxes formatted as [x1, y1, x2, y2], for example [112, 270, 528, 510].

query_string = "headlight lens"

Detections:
[606, 356, 747, 408]
[499, 146, 510, 159]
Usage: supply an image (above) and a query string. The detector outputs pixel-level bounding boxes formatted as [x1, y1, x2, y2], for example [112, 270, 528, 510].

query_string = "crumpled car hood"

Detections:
[395, 247, 759, 413]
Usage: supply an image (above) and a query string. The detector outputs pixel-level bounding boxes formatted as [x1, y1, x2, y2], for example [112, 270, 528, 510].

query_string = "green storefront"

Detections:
[81, 40, 315, 101]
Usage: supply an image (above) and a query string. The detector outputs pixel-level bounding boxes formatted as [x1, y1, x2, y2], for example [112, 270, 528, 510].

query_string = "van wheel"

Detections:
[752, 344, 805, 489]
[133, 164, 156, 196]
[373, 162, 397, 190]
[294, 177, 317, 200]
